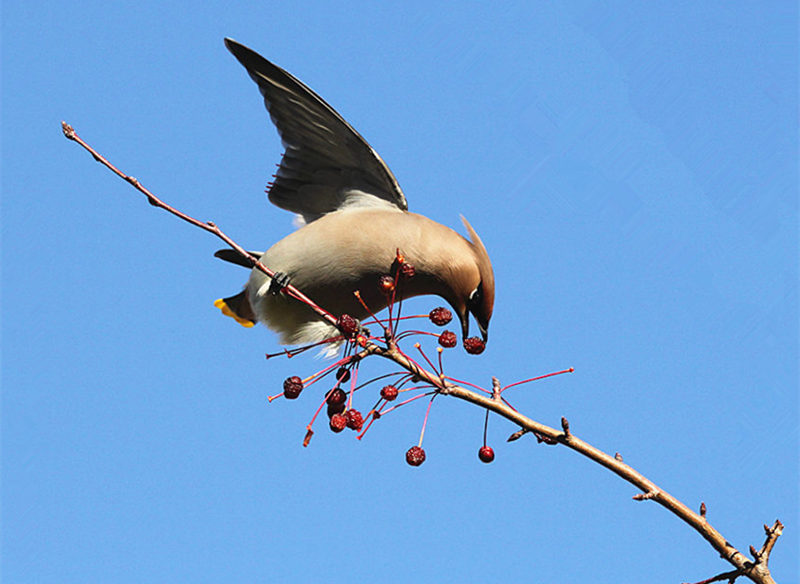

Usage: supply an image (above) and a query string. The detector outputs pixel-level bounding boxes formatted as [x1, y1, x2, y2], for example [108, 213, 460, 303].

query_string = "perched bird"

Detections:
[215, 39, 494, 351]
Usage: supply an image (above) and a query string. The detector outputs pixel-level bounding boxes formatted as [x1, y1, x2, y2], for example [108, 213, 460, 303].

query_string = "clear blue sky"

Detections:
[3, 2, 797, 582]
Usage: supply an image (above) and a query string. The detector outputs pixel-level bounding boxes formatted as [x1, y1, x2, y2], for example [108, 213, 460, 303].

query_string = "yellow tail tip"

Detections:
[214, 298, 255, 328]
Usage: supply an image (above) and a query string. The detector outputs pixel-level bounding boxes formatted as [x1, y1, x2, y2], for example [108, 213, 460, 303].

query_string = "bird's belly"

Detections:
[245, 209, 461, 343]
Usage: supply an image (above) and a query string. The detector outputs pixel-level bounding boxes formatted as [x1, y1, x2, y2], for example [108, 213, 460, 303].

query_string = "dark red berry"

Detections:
[327, 401, 345, 417]
[464, 336, 486, 354]
[478, 446, 495, 463]
[380, 385, 399, 401]
[405, 446, 426, 466]
[282, 376, 303, 399]
[378, 275, 395, 294]
[399, 263, 416, 279]
[326, 387, 347, 406]
[336, 314, 359, 339]
[345, 409, 363, 431]
[335, 367, 350, 383]
[329, 413, 347, 433]
[429, 307, 453, 326]
[438, 330, 457, 348]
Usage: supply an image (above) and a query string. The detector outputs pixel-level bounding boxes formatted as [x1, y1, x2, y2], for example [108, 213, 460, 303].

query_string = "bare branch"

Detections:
[61, 122, 337, 328]
[64, 122, 784, 584]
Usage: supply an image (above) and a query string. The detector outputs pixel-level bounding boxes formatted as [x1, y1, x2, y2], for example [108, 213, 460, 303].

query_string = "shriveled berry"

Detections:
[478, 446, 495, 463]
[405, 446, 426, 466]
[345, 409, 363, 431]
[282, 376, 303, 399]
[326, 387, 347, 407]
[335, 367, 350, 383]
[329, 413, 347, 433]
[399, 263, 416, 279]
[380, 385, 399, 401]
[429, 307, 453, 326]
[327, 401, 345, 417]
[336, 314, 359, 339]
[464, 336, 486, 355]
[438, 330, 457, 348]
[378, 275, 395, 294]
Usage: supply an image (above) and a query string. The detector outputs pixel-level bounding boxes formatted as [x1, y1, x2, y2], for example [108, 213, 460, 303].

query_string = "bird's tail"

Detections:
[214, 291, 256, 327]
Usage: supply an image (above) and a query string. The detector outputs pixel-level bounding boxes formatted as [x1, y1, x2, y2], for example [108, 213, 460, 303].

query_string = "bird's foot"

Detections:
[268, 272, 291, 295]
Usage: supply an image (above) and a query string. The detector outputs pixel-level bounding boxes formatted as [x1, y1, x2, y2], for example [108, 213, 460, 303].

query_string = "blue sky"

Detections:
[3, 2, 797, 582]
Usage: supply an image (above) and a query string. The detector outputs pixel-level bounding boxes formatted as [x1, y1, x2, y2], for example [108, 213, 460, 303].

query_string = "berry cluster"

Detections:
[265, 250, 531, 468]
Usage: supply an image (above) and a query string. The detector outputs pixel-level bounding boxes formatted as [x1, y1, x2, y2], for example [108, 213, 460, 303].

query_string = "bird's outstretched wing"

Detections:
[225, 38, 408, 223]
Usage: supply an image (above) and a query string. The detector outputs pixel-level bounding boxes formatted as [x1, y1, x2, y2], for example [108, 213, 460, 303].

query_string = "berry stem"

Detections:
[417, 395, 437, 447]
[414, 343, 440, 375]
[501, 367, 575, 393]
[443, 375, 492, 395]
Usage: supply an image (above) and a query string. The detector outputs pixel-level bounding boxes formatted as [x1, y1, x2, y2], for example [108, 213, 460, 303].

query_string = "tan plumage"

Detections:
[216, 39, 494, 351]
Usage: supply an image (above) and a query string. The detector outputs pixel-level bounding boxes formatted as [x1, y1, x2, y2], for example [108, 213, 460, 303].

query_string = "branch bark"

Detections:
[63, 122, 784, 584]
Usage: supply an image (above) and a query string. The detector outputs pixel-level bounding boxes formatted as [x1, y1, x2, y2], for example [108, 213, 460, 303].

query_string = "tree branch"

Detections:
[63, 122, 784, 584]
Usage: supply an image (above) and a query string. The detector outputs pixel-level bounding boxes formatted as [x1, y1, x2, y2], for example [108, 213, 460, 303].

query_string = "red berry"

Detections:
[399, 263, 416, 279]
[327, 401, 345, 417]
[329, 413, 347, 433]
[326, 387, 347, 406]
[282, 376, 303, 399]
[438, 330, 457, 348]
[335, 367, 350, 383]
[380, 385, 399, 401]
[429, 307, 453, 326]
[378, 275, 395, 294]
[405, 446, 426, 466]
[464, 336, 486, 354]
[478, 446, 495, 463]
[336, 314, 359, 339]
[345, 409, 363, 431]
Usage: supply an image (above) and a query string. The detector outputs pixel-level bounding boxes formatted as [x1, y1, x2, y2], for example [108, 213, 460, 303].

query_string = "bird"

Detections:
[214, 39, 494, 352]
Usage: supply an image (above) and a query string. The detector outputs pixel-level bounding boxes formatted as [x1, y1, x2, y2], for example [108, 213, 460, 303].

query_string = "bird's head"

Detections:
[451, 217, 495, 344]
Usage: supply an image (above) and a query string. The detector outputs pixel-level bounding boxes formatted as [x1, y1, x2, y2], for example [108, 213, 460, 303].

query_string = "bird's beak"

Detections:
[477, 320, 489, 343]
[459, 311, 489, 344]
[459, 310, 470, 341]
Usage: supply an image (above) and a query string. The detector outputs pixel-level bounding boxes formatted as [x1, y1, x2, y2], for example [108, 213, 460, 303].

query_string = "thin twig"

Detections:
[61, 122, 336, 327]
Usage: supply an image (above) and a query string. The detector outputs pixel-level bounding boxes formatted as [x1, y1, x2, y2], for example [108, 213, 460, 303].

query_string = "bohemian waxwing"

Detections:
[215, 39, 494, 352]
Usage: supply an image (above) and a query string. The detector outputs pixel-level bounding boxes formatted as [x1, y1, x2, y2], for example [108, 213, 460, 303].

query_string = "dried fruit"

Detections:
[282, 376, 303, 399]
[429, 307, 453, 326]
[329, 413, 347, 433]
[336, 314, 359, 339]
[335, 367, 350, 383]
[326, 387, 347, 406]
[464, 336, 486, 354]
[345, 409, 363, 431]
[438, 330, 457, 348]
[478, 446, 495, 463]
[380, 385, 399, 401]
[405, 446, 426, 466]
[399, 263, 416, 279]
[327, 401, 345, 417]
[378, 275, 395, 294]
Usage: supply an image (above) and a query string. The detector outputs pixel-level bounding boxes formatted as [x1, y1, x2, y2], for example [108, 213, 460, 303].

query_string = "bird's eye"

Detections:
[468, 283, 483, 309]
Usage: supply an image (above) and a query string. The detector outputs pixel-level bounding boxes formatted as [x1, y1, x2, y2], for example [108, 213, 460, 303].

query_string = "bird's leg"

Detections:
[268, 272, 291, 295]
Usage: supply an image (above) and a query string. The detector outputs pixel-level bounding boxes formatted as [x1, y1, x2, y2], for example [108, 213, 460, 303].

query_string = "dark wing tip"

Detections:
[224, 38, 266, 71]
